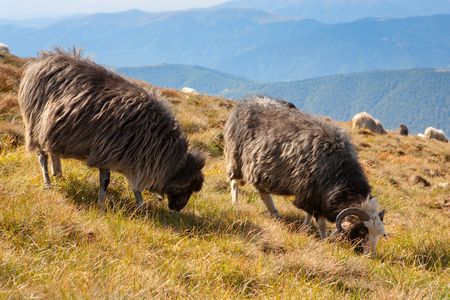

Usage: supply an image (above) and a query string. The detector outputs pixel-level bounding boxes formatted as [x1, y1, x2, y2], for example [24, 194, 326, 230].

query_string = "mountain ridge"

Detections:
[214, 0, 450, 23]
[1, 10, 449, 82]
[117, 64, 450, 135]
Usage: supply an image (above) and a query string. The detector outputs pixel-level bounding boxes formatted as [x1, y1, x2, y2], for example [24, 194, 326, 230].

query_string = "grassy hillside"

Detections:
[1, 53, 450, 298]
[117, 65, 450, 135]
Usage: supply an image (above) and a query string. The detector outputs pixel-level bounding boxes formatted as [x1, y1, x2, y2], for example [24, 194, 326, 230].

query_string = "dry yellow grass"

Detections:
[1, 55, 449, 299]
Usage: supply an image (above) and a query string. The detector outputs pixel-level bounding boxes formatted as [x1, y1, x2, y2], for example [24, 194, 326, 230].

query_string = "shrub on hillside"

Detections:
[0, 65, 22, 93]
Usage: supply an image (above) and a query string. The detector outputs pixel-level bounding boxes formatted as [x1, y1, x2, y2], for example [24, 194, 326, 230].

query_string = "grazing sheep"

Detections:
[182, 87, 198, 95]
[352, 112, 387, 134]
[398, 124, 409, 136]
[424, 127, 448, 142]
[18, 47, 205, 212]
[0, 43, 9, 53]
[224, 96, 386, 255]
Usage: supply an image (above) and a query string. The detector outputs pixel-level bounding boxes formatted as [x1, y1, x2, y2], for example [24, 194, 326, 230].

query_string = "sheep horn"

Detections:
[336, 208, 370, 233]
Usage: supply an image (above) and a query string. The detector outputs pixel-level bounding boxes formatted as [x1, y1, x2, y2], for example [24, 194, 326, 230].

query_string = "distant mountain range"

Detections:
[0, 14, 85, 28]
[1, 2, 449, 135]
[1, 9, 450, 82]
[117, 65, 450, 135]
[214, 0, 450, 23]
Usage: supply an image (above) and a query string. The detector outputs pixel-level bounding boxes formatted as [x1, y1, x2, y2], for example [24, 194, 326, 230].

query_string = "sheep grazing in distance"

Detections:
[0, 43, 9, 53]
[224, 96, 386, 255]
[182, 87, 198, 95]
[352, 112, 387, 134]
[18, 47, 205, 212]
[424, 127, 449, 142]
[398, 124, 409, 136]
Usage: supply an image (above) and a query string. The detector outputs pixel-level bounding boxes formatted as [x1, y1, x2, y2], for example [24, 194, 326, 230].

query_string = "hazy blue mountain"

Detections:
[214, 0, 450, 23]
[117, 65, 450, 135]
[117, 64, 255, 94]
[213, 15, 450, 81]
[1, 9, 450, 82]
[0, 8, 301, 62]
[0, 14, 86, 28]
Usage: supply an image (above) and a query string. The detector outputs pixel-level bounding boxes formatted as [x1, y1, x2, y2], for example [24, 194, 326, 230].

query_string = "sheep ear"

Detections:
[378, 209, 386, 221]
[167, 150, 206, 188]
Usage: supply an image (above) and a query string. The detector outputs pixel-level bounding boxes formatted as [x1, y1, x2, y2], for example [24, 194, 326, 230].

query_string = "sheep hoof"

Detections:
[136, 203, 148, 215]
[97, 202, 107, 212]
[272, 211, 281, 219]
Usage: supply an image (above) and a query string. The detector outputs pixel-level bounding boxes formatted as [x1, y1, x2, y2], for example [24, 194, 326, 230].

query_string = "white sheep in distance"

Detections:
[18, 47, 206, 212]
[352, 111, 387, 134]
[224, 96, 386, 255]
[0, 43, 9, 53]
[182, 87, 198, 95]
[424, 127, 448, 142]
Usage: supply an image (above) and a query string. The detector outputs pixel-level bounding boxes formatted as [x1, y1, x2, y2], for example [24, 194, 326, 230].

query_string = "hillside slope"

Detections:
[117, 63, 256, 95]
[117, 65, 450, 135]
[1, 53, 450, 298]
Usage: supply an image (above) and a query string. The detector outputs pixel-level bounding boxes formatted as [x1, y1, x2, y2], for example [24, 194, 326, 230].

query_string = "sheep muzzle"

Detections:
[167, 192, 190, 211]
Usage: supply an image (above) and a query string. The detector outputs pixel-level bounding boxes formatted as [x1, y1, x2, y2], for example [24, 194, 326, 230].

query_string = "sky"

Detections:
[0, 0, 230, 19]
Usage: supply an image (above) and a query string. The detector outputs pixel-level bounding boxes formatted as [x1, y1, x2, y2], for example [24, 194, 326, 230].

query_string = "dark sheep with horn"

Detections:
[18, 48, 205, 212]
[224, 95, 386, 255]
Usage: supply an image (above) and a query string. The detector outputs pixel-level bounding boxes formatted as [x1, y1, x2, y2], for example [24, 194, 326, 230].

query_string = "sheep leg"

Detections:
[50, 154, 62, 176]
[317, 216, 328, 239]
[231, 179, 240, 204]
[133, 190, 147, 214]
[301, 213, 313, 231]
[259, 192, 281, 219]
[37, 150, 51, 187]
[98, 168, 110, 211]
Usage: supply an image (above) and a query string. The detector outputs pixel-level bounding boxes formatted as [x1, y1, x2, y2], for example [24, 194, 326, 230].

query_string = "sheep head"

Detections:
[165, 150, 206, 211]
[336, 197, 386, 256]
